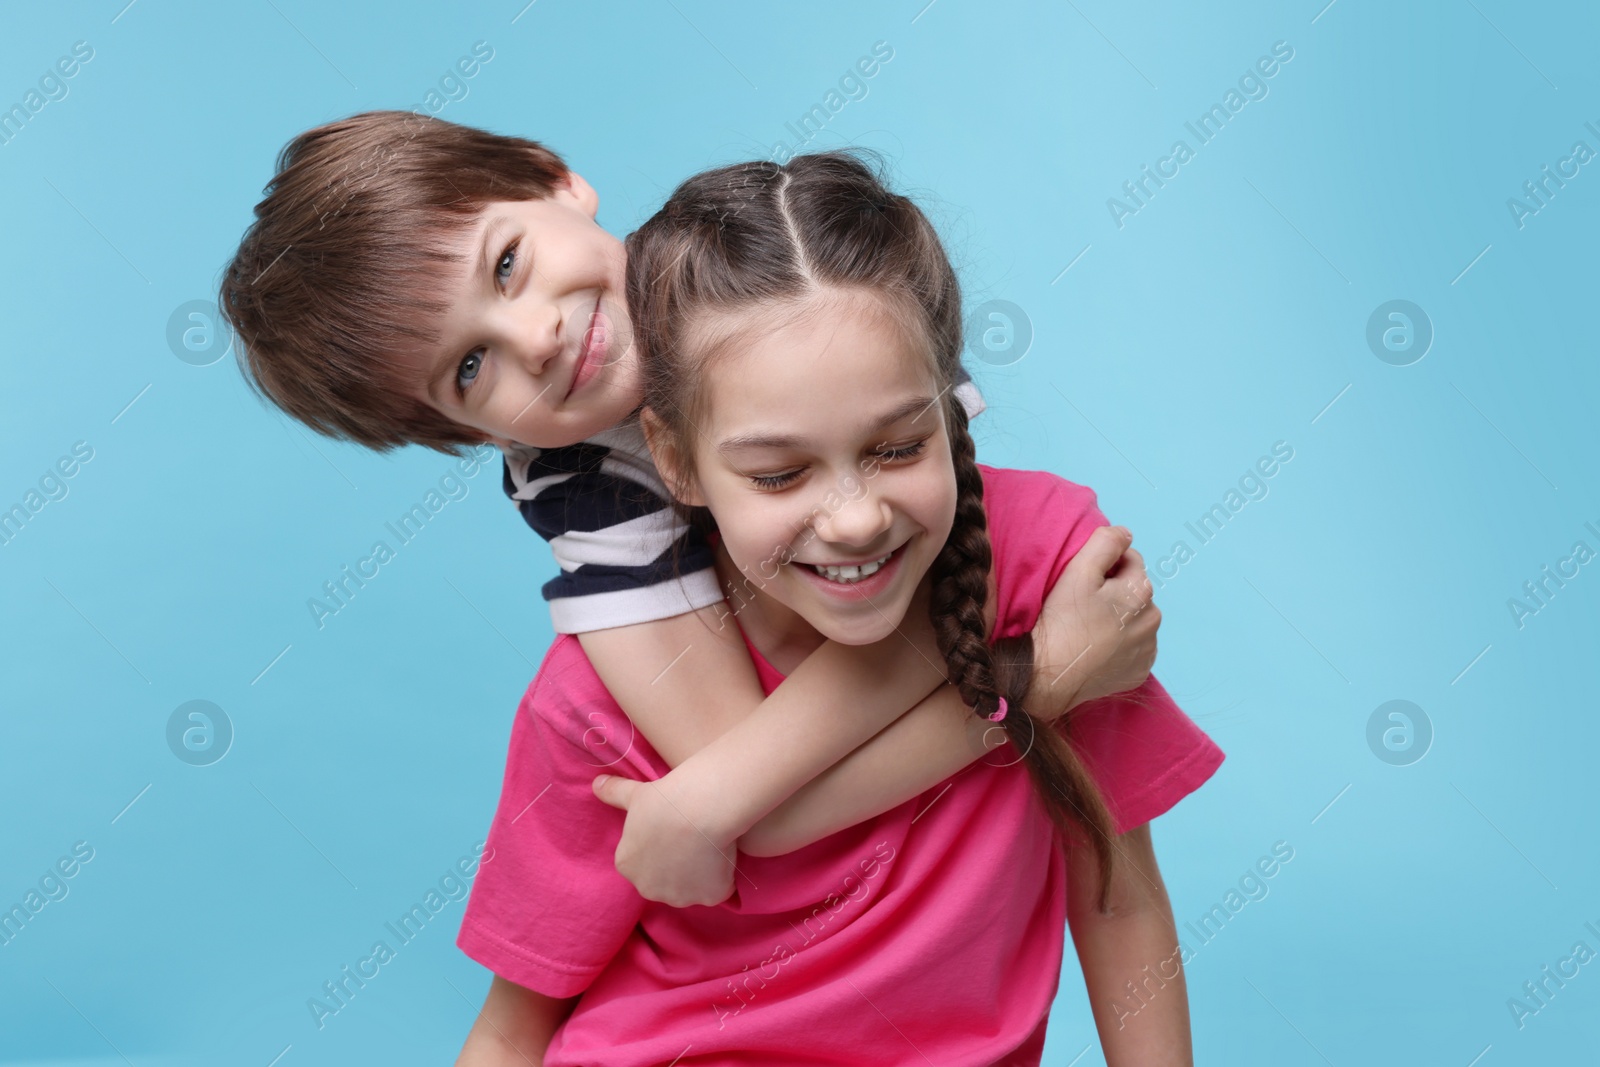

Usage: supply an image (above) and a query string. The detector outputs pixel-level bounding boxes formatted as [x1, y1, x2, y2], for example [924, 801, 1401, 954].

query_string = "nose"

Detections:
[498, 300, 563, 375]
[810, 477, 893, 551]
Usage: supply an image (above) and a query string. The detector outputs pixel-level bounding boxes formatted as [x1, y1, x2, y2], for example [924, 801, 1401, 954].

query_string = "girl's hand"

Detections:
[1031, 525, 1160, 714]
[591, 770, 739, 908]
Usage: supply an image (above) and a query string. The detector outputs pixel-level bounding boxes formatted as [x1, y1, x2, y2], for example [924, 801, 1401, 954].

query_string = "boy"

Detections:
[219, 109, 1158, 908]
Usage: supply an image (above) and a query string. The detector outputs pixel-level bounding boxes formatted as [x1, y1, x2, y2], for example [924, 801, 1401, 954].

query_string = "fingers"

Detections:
[1104, 544, 1141, 580]
[1069, 524, 1134, 582]
[591, 773, 634, 810]
[1113, 542, 1155, 592]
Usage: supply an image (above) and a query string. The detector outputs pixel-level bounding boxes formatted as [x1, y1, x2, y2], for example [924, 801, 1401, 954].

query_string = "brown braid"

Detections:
[931, 395, 1121, 911]
[627, 150, 1126, 911]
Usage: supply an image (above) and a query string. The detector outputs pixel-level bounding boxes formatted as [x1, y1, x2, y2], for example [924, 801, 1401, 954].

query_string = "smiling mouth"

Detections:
[564, 297, 606, 401]
[802, 550, 895, 585]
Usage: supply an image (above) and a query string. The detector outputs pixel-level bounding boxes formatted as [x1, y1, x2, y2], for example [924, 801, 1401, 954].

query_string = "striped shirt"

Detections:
[503, 377, 986, 635]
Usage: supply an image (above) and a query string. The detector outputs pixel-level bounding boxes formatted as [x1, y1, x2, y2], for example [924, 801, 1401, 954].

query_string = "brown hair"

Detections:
[626, 152, 1122, 908]
[218, 110, 571, 454]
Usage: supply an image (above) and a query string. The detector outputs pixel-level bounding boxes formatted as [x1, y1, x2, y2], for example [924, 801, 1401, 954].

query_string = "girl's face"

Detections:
[665, 290, 958, 651]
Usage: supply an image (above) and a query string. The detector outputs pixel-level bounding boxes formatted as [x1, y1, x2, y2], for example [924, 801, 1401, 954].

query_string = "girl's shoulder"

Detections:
[977, 465, 1111, 640]
[512, 633, 662, 777]
[978, 464, 1101, 520]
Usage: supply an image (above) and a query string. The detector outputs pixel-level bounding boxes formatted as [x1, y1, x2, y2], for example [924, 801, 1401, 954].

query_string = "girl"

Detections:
[456, 153, 1223, 1065]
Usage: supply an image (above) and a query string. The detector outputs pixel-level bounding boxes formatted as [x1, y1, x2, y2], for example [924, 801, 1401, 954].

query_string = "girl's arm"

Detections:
[1066, 824, 1194, 1066]
[454, 976, 578, 1066]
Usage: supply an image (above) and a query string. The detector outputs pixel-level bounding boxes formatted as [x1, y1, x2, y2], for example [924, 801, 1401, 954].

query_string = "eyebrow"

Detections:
[424, 216, 510, 405]
[716, 394, 940, 453]
[475, 215, 510, 289]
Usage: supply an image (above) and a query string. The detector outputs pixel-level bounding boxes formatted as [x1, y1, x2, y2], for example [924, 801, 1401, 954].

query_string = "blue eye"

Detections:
[495, 242, 517, 285]
[456, 351, 483, 395]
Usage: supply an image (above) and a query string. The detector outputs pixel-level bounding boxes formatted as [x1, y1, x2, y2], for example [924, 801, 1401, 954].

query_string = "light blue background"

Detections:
[2, 1, 1596, 1063]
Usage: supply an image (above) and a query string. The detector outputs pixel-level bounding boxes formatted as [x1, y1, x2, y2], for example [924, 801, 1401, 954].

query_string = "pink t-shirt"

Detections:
[457, 466, 1225, 1066]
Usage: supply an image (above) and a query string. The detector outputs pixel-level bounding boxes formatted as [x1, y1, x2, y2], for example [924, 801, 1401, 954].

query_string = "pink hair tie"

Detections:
[987, 697, 1008, 722]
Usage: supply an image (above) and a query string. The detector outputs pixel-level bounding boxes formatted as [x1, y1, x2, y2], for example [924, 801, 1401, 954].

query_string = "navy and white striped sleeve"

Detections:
[497, 370, 981, 635]
[500, 423, 724, 635]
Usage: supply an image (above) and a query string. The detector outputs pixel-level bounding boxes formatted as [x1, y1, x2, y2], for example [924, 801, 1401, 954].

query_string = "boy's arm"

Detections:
[737, 682, 1002, 855]
[578, 595, 945, 772]
[582, 593, 949, 906]
[738, 524, 1155, 855]
[454, 976, 578, 1066]
[1066, 824, 1194, 1066]
[576, 606, 766, 768]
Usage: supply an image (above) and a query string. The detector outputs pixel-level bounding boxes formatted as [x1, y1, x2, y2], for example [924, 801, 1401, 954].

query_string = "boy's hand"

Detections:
[591, 770, 739, 907]
[1030, 525, 1160, 715]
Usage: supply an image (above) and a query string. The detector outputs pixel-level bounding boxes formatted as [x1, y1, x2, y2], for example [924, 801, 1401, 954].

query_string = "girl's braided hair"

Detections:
[627, 151, 1120, 907]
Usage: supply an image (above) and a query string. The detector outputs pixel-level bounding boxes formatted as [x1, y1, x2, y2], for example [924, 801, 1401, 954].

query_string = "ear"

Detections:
[640, 406, 705, 507]
[560, 171, 600, 219]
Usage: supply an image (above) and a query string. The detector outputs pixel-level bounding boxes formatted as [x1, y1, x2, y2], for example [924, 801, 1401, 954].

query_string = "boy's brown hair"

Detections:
[219, 110, 570, 454]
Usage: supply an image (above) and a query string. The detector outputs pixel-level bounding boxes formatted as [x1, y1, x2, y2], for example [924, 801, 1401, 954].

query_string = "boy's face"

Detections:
[409, 173, 640, 449]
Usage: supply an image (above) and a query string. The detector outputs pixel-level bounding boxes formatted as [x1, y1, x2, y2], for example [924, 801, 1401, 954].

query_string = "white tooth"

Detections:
[812, 559, 890, 583]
